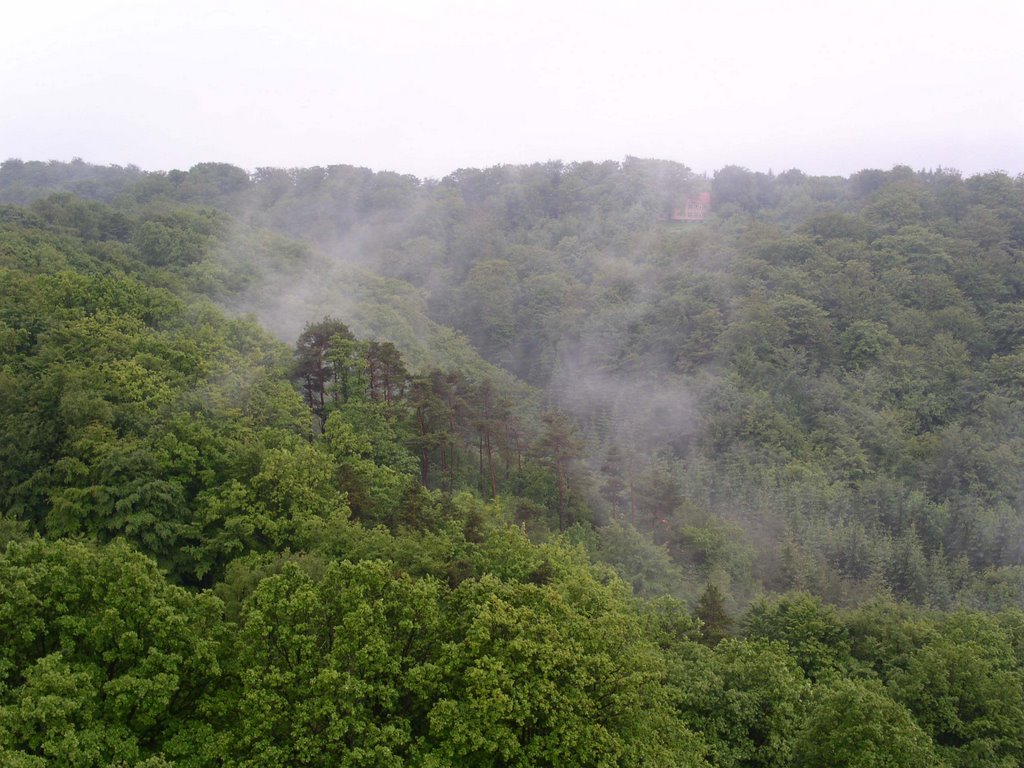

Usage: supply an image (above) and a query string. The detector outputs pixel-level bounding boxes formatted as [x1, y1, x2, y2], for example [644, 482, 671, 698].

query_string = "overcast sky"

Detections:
[3, 0, 1021, 179]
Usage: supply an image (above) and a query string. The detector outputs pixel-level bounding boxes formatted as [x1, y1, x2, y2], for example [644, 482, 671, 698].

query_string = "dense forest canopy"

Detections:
[1, 156, 1024, 766]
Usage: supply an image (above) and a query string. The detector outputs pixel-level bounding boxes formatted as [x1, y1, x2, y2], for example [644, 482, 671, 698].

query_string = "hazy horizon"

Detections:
[4, 0, 1023, 179]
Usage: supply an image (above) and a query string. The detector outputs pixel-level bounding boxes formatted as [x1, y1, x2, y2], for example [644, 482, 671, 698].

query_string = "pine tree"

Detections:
[694, 583, 732, 646]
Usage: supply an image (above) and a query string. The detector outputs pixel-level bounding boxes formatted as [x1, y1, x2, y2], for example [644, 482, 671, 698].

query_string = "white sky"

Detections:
[2, 0, 1022, 179]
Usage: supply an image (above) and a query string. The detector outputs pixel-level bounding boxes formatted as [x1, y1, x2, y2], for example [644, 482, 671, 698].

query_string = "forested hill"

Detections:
[6, 158, 1024, 608]
[2, 158, 1024, 766]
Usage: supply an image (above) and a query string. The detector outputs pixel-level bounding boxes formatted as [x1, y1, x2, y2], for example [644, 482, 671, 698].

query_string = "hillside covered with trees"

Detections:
[2, 157, 1024, 766]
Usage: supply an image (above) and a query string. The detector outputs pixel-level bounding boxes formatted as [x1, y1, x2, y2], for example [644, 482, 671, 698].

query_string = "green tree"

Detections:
[674, 639, 810, 768]
[745, 593, 852, 681]
[426, 558, 706, 767]
[887, 613, 1024, 768]
[293, 317, 355, 428]
[534, 412, 584, 531]
[233, 560, 443, 767]
[791, 679, 942, 768]
[694, 583, 732, 646]
[0, 539, 228, 767]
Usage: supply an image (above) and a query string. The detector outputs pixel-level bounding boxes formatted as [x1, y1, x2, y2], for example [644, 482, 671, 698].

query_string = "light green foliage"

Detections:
[193, 437, 350, 571]
[0, 539, 227, 767]
[579, 521, 692, 598]
[0, 212, 343, 582]
[792, 679, 943, 767]
[847, 603, 1024, 766]
[426, 562, 706, 767]
[322, 411, 420, 528]
[233, 560, 443, 767]
[673, 639, 810, 768]
[745, 593, 853, 681]
[886, 613, 1024, 767]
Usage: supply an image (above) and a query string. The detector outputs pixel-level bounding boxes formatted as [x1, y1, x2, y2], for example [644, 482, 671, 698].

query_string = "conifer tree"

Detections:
[694, 583, 732, 646]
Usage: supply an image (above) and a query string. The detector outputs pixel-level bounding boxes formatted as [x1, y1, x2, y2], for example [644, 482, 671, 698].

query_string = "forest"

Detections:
[1, 156, 1024, 766]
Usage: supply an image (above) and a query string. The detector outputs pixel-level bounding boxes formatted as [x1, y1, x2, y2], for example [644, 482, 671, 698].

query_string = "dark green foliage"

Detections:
[293, 316, 356, 427]
[694, 583, 732, 646]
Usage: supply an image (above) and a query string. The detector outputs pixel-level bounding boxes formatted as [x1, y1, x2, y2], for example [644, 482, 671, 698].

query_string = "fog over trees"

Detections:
[2, 157, 1024, 766]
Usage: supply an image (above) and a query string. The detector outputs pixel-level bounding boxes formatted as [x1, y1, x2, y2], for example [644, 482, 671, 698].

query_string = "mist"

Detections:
[175, 155, 1024, 606]
[4, 170, 1024, 766]
[5, 142, 1024, 613]
[5, 4, 1024, 761]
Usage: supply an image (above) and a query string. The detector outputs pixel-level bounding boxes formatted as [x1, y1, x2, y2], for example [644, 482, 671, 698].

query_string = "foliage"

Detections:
[3, 160, 1024, 763]
[0, 539, 228, 766]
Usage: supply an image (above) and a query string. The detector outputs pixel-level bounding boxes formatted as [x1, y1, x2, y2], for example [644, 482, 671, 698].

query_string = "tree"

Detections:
[886, 613, 1024, 768]
[599, 445, 630, 519]
[426, 559, 707, 767]
[791, 679, 942, 768]
[294, 317, 354, 428]
[744, 593, 852, 682]
[233, 560, 444, 767]
[535, 411, 584, 530]
[674, 639, 810, 768]
[407, 370, 451, 487]
[0, 539, 228, 767]
[365, 340, 408, 410]
[694, 583, 732, 646]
